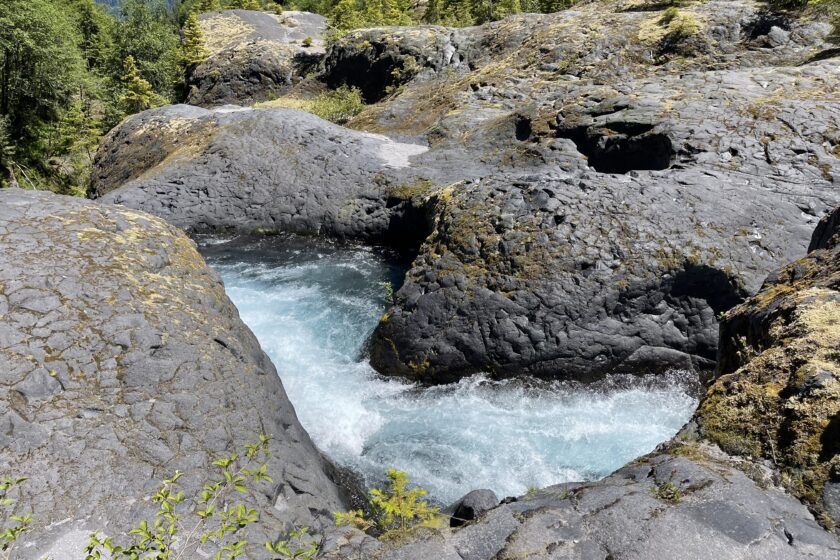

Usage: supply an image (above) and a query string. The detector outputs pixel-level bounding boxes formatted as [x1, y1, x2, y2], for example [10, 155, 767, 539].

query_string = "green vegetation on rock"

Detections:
[256, 85, 366, 124]
[335, 469, 441, 539]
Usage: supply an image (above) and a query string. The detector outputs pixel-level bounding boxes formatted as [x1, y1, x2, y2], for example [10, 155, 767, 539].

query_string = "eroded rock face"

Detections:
[323, 448, 840, 559]
[187, 10, 327, 107]
[323, 213, 840, 558]
[698, 204, 840, 519]
[0, 189, 345, 559]
[93, 0, 840, 383]
[369, 169, 824, 381]
[93, 105, 441, 248]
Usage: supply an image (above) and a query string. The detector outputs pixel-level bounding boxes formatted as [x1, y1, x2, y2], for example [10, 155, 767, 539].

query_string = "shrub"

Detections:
[302, 36, 313, 47]
[335, 469, 440, 539]
[1, 476, 31, 560]
[651, 479, 683, 503]
[307, 86, 366, 124]
[83, 436, 318, 560]
[257, 86, 366, 125]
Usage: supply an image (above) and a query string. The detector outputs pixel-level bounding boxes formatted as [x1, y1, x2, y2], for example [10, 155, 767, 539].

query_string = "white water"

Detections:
[200, 235, 699, 504]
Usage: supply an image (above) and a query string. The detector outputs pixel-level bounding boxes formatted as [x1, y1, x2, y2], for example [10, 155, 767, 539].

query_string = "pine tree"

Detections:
[330, 0, 363, 31]
[229, 0, 262, 9]
[119, 56, 162, 115]
[0, 115, 15, 182]
[364, 0, 385, 27]
[180, 12, 210, 74]
[196, 0, 222, 12]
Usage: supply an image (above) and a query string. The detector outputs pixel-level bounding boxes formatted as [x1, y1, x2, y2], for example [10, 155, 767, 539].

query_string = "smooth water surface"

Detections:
[199, 235, 699, 504]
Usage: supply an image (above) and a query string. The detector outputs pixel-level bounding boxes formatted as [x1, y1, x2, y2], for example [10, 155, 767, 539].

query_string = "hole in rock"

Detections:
[199, 235, 699, 504]
[515, 116, 533, 141]
[669, 264, 746, 317]
[323, 49, 414, 103]
[557, 123, 674, 173]
[742, 11, 791, 40]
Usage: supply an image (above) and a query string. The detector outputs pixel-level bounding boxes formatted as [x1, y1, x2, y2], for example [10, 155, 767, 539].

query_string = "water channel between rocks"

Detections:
[199, 234, 700, 504]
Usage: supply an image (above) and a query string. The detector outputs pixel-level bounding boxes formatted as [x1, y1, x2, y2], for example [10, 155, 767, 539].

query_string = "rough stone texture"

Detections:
[94, 0, 840, 383]
[0, 189, 346, 559]
[321, 446, 840, 559]
[93, 106, 442, 248]
[444, 488, 499, 526]
[187, 10, 327, 107]
[697, 204, 840, 518]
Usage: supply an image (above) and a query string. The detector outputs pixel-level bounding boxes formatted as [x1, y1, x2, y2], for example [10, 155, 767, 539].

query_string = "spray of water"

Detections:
[200, 235, 699, 504]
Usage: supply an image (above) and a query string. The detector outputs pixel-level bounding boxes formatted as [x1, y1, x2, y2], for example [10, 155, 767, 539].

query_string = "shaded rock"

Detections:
[187, 10, 327, 107]
[445, 489, 499, 527]
[698, 204, 840, 517]
[93, 0, 840, 383]
[93, 105, 442, 249]
[0, 189, 346, 559]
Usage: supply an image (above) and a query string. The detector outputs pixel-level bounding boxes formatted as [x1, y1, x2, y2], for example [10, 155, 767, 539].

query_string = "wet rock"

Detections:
[0, 189, 346, 559]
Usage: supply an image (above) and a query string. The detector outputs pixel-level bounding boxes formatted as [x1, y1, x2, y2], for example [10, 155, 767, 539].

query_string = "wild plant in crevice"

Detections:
[83, 435, 318, 560]
[335, 469, 441, 540]
[1, 476, 31, 560]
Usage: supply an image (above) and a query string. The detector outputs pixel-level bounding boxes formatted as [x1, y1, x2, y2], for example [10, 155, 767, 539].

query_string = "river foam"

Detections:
[199, 235, 699, 504]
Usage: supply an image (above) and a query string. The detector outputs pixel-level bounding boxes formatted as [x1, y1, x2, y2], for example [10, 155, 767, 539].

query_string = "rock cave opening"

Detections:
[556, 122, 675, 173]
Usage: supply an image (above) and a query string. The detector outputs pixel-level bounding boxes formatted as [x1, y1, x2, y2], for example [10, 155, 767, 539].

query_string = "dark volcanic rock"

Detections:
[369, 163, 834, 381]
[93, 0, 840, 383]
[93, 105, 437, 247]
[0, 189, 345, 559]
[326, 448, 840, 559]
[698, 204, 840, 517]
[187, 10, 327, 107]
[445, 489, 499, 527]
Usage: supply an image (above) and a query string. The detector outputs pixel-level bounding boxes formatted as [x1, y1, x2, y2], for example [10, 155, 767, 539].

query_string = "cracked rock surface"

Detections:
[188, 10, 327, 107]
[93, 0, 840, 384]
[0, 189, 345, 559]
[323, 447, 840, 559]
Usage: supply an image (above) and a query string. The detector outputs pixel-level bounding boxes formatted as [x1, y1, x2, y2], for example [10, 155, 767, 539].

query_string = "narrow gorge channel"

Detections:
[199, 234, 701, 504]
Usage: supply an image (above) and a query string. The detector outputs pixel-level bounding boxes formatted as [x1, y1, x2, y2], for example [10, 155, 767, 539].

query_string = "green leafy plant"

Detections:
[382, 281, 396, 306]
[82, 435, 302, 560]
[652, 480, 683, 503]
[302, 36, 314, 47]
[265, 527, 320, 559]
[1, 476, 31, 560]
[335, 469, 440, 539]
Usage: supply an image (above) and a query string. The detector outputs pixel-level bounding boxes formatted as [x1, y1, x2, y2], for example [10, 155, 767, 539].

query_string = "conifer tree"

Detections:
[227, 0, 262, 8]
[330, 0, 364, 30]
[196, 0, 222, 12]
[179, 12, 210, 74]
[119, 56, 162, 115]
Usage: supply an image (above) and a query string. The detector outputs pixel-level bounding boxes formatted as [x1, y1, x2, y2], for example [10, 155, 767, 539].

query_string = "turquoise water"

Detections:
[200, 235, 699, 504]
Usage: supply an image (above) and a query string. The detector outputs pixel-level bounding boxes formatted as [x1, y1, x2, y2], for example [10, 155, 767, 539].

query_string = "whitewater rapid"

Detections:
[200, 235, 699, 504]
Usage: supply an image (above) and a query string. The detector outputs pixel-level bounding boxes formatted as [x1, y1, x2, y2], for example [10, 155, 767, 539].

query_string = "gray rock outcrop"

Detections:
[0, 189, 346, 559]
[93, 0, 840, 384]
[188, 10, 327, 107]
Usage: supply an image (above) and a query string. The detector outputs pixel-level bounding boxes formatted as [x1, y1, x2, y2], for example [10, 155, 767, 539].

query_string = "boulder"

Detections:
[92, 105, 441, 249]
[0, 189, 346, 559]
[92, 0, 840, 383]
[445, 489, 499, 527]
[358, 449, 840, 559]
[698, 204, 840, 518]
[187, 10, 327, 107]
